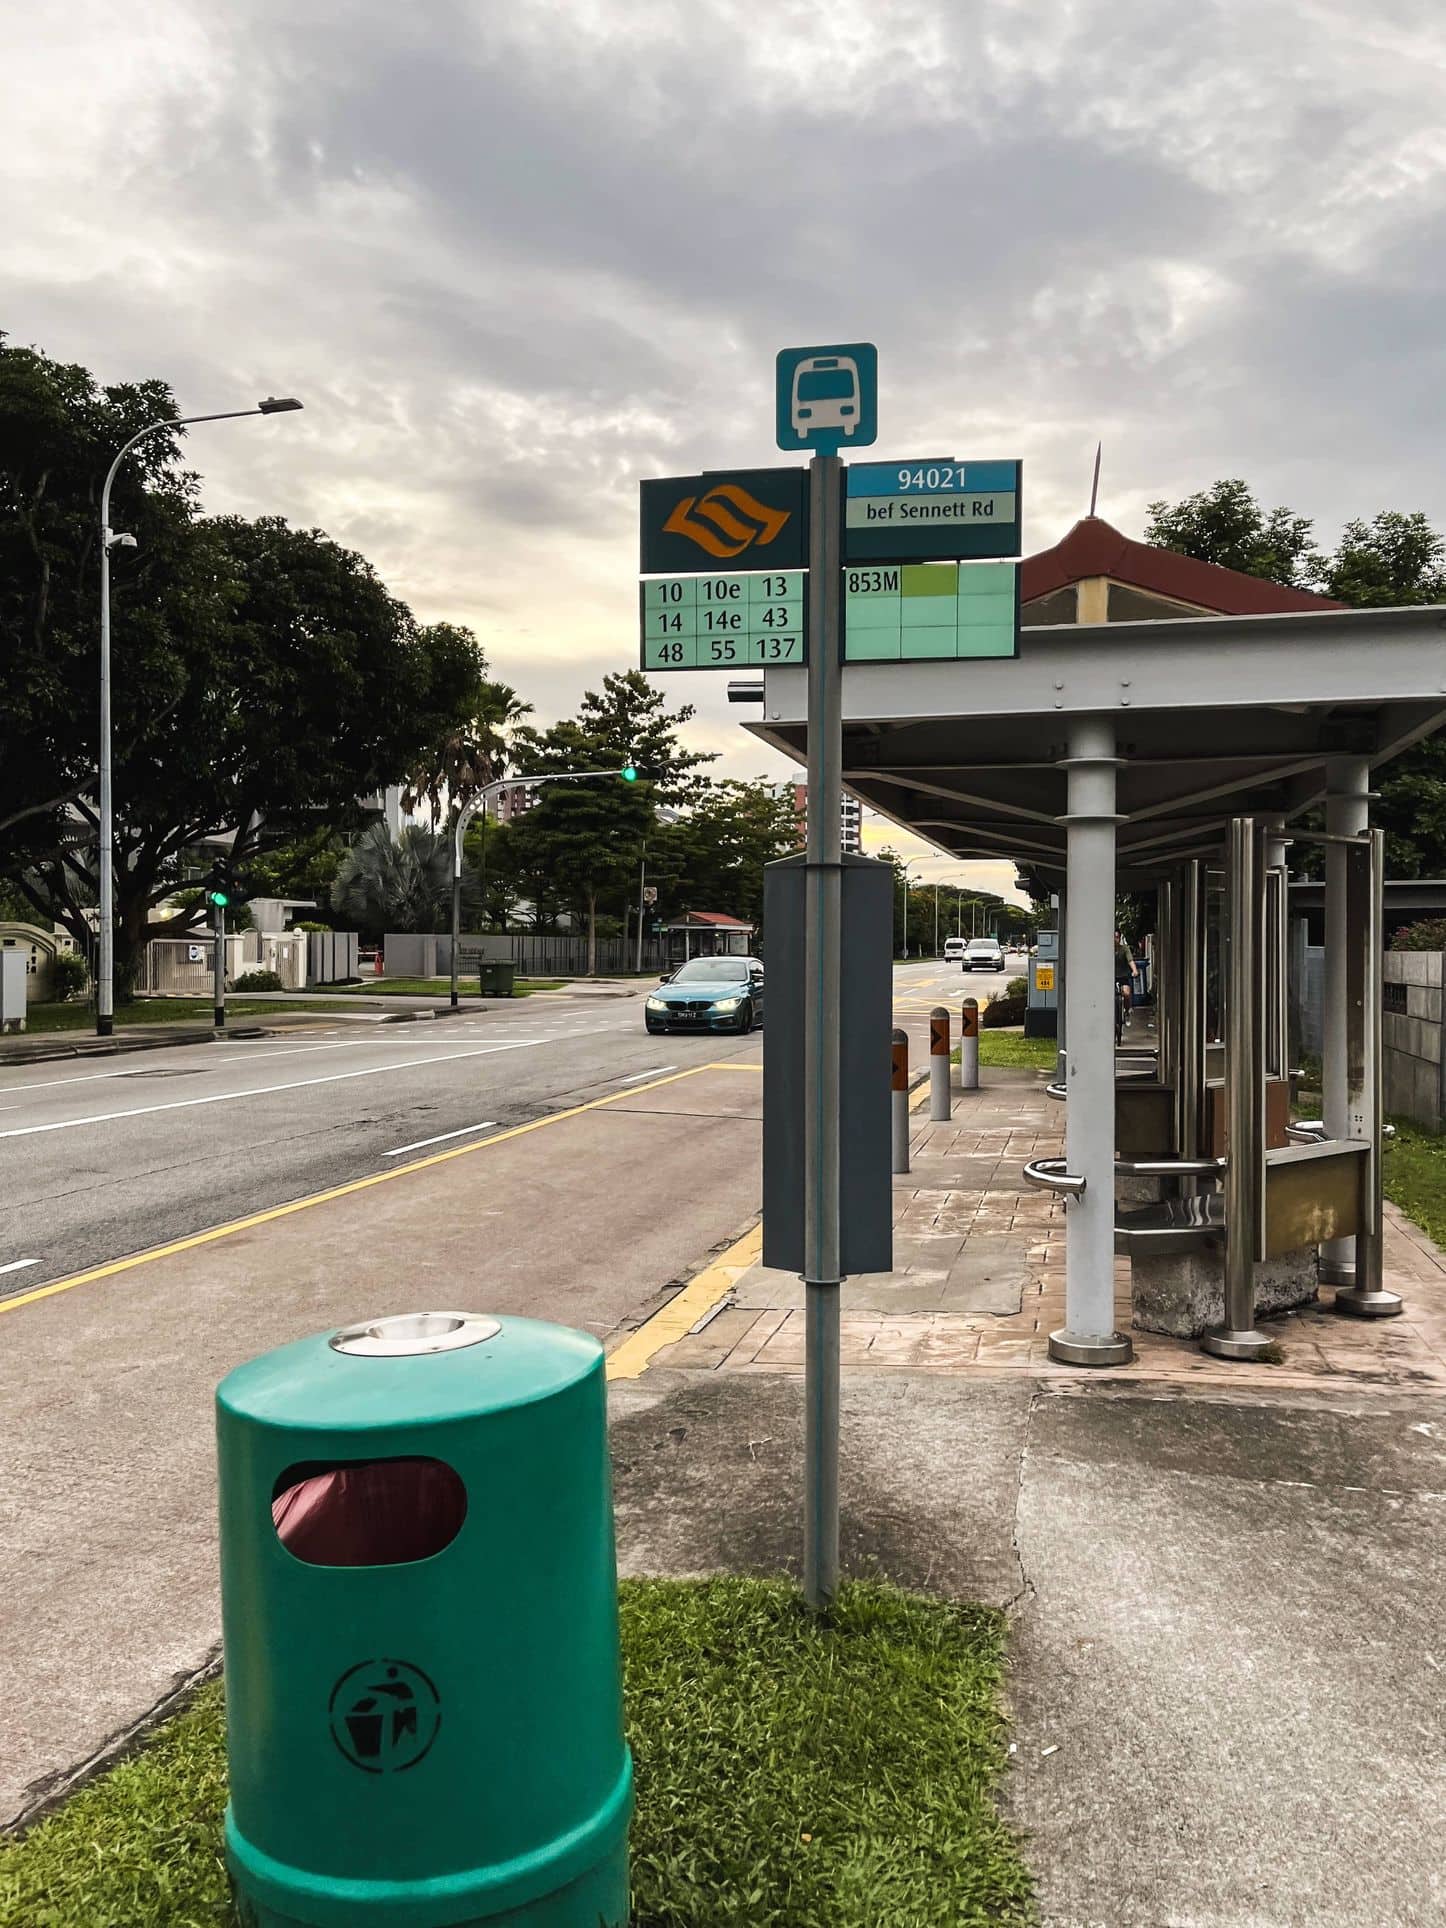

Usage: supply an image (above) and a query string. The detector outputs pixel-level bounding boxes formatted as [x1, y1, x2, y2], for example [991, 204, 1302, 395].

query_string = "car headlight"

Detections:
[646, 996, 668, 1012]
[711, 995, 743, 1012]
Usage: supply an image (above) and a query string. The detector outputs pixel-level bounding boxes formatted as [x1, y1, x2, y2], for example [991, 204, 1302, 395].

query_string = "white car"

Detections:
[943, 936, 968, 963]
[962, 937, 1006, 972]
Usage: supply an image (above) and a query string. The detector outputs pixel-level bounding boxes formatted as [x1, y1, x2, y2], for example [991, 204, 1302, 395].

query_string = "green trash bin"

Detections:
[479, 962, 516, 998]
[217, 1312, 631, 1928]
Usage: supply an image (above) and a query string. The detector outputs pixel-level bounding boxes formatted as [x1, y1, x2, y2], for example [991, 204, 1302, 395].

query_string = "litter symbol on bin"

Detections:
[329, 1659, 441, 1774]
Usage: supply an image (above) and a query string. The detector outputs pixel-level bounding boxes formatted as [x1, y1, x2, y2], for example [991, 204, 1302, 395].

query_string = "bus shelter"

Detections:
[749, 603, 1446, 1364]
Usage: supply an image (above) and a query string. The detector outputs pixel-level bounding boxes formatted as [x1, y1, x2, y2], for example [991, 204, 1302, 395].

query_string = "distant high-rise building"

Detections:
[493, 782, 537, 823]
[770, 781, 862, 854]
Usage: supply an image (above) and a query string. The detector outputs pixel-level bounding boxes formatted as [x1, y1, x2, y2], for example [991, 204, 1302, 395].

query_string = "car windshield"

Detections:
[967, 940, 998, 950]
[670, 958, 750, 983]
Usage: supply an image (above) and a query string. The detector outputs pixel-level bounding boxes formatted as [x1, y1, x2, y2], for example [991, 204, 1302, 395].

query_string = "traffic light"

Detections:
[205, 884, 230, 909]
[620, 760, 639, 783]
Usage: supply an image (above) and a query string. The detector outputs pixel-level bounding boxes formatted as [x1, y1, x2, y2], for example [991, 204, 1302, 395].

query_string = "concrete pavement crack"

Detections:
[1003, 1383, 1041, 1619]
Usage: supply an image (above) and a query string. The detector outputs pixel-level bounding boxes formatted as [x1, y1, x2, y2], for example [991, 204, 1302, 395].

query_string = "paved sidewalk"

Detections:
[611, 1064, 1446, 1927]
[662, 1067, 1446, 1397]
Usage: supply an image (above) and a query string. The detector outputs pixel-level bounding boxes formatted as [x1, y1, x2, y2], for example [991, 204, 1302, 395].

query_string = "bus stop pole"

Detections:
[803, 451, 843, 1612]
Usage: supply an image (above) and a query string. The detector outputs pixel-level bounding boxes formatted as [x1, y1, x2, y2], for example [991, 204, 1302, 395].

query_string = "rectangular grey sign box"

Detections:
[762, 852, 893, 1276]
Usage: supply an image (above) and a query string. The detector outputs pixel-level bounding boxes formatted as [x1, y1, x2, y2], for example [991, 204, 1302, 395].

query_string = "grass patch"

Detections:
[12, 999, 359, 1036]
[1383, 1119, 1446, 1250]
[0, 1579, 1032, 1928]
[339, 976, 564, 998]
[951, 1031, 1057, 1072]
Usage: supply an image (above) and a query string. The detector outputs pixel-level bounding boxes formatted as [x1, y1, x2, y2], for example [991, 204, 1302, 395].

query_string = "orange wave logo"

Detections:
[662, 485, 790, 558]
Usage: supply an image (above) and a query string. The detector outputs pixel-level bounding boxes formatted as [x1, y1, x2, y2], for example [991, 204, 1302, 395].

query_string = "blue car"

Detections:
[645, 956, 764, 1034]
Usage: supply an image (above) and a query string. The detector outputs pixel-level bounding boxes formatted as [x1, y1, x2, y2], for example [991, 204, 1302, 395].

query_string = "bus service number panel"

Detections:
[842, 561, 1018, 662]
[641, 571, 805, 671]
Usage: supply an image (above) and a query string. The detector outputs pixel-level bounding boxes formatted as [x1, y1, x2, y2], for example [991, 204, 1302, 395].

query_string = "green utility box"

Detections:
[217, 1312, 631, 1928]
[478, 961, 516, 998]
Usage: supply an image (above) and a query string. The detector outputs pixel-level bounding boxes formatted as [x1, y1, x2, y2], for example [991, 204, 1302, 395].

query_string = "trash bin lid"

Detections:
[330, 1312, 501, 1356]
[218, 1312, 604, 1432]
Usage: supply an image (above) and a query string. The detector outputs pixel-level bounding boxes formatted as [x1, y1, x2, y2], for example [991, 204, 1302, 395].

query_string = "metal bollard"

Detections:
[929, 1006, 951, 1121]
[891, 1028, 910, 1173]
[958, 998, 980, 1090]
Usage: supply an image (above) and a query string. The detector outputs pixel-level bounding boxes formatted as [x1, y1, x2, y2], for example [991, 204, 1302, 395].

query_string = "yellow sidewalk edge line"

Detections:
[0, 1062, 725, 1319]
[606, 1220, 763, 1382]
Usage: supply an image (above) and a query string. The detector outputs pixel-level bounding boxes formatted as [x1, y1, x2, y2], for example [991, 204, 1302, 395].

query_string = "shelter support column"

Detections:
[1202, 818, 1274, 1360]
[1049, 718, 1132, 1368]
[1320, 759, 1368, 1285]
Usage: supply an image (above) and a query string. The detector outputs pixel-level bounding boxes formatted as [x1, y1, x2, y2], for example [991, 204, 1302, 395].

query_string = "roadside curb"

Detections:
[0, 1014, 343, 1070]
[607, 1221, 764, 1381]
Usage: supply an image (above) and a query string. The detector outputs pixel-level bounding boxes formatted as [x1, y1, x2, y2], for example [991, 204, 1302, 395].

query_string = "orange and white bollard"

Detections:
[929, 1006, 951, 1121]
[891, 1027, 910, 1173]
[958, 997, 980, 1090]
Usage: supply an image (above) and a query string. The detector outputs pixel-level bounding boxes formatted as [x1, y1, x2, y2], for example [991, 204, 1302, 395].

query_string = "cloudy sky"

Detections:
[8, 0, 1446, 898]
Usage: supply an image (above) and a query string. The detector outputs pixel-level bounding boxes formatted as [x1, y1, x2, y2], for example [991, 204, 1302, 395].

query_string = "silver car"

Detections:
[962, 937, 1006, 972]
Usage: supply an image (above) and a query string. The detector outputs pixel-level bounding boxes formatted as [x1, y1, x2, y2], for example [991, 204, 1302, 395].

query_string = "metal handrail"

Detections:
[1285, 1118, 1395, 1145]
[1022, 1157, 1086, 1198]
[1114, 1156, 1224, 1178]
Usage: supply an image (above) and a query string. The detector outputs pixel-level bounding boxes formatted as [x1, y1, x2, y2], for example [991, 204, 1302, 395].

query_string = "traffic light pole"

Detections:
[213, 899, 226, 1031]
[803, 451, 843, 1612]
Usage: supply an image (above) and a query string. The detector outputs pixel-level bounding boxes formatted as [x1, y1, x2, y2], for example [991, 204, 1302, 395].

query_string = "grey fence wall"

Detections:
[1293, 937, 1444, 1128]
[1383, 950, 1445, 1129]
[307, 930, 359, 983]
[383, 932, 668, 978]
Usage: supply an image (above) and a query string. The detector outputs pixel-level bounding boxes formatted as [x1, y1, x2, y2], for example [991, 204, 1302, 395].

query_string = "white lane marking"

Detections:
[0, 1045, 539, 1141]
[382, 1121, 498, 1157]
[619, 1064, 677, 1083]
[0, 1032, 549, 1095]
[0, 1258, 41, 1275]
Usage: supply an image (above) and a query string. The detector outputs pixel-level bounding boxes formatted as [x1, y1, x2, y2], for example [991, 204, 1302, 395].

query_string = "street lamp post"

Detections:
[898, 861, 916, 959]
[449, 765, 639, 1006]
[96, 396, 302, 1036]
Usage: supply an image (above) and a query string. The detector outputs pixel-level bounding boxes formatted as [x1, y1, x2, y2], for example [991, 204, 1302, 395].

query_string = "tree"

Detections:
[330, 823, 471, 940]
[1320, 511, 1446, 607]
[510, 672, 713, 973]
[0, 335, 487, 990]
[1144, 480, 1446, 876]
[401, 645, 533, 825]
[1144, 479, 1318, 588]
[650, 781, 799, 936]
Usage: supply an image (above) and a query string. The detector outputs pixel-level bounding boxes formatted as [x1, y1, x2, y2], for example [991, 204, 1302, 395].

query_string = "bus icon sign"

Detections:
[776, 342, 877, 455]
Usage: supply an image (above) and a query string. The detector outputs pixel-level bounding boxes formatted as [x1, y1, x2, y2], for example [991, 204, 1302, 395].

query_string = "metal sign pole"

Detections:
[803, 451, 843, 1612]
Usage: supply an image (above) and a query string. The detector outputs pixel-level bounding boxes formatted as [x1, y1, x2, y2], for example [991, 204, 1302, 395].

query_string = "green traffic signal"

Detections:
[206, 888, 229, 908]
[620, 761, 638, 782]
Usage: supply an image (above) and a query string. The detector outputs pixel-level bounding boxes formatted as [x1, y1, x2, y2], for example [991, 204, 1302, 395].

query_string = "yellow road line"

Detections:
[711, 1061, 762, 1072]
[0, 1062, 730, 1319]
[606, 1220, 763, 1381]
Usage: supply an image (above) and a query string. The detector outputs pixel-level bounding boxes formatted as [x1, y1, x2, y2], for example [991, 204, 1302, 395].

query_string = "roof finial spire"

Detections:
[1088, 441, 1102, 518]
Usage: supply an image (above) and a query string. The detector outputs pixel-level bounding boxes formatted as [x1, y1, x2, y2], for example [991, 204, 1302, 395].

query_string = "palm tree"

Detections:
[330, 823, 473, 939]
[402, 678, 533, 827]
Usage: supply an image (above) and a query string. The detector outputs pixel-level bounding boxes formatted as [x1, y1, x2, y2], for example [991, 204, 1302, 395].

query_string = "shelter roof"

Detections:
[661, 911, 755, 930]
[1022, 516, 1344, 616]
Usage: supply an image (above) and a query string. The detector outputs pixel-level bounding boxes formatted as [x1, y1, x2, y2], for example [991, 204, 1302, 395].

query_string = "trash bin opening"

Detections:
[272, 1457, 467, 1566]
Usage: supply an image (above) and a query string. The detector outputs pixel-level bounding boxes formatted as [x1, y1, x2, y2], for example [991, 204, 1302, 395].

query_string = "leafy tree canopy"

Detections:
[0, 333, 486, 982]
[1144, 479, 1319, 588]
